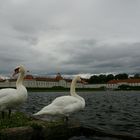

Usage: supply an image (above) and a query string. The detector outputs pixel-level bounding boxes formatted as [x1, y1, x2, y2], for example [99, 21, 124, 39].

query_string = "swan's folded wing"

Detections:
[63, 101, 83, 115]
[52, 96, 78, 107]
[0, 88, 16, 98]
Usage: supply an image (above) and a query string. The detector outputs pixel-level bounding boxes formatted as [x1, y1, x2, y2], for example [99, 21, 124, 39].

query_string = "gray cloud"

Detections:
[0, 0, 140, 77]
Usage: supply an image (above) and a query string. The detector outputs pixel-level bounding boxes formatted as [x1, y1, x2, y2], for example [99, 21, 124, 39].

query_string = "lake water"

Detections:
[20, 91, 140, 140]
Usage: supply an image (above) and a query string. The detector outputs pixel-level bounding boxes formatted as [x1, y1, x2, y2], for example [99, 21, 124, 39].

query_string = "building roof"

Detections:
[24, 75, 34, 80]
[35, 77, 59, 82]
[0, 79, 6, 82]
[4, 73, 84, 84]
[55, 73, 63, 80]
[108, 79, 140, 84]
[0, 76, 6, 82]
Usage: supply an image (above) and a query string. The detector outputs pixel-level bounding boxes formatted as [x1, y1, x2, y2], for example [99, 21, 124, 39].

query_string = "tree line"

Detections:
[87, 73, 140, 84]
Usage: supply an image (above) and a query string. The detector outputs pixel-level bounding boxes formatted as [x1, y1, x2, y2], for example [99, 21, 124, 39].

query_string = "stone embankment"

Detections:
[0, 118, 140, 140]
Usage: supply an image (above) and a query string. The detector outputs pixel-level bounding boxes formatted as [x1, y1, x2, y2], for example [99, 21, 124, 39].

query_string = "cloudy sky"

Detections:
[0, 0, 140, 77]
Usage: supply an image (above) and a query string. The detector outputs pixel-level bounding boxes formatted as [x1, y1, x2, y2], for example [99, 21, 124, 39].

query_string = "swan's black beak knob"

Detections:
[12, 67, 20, 77]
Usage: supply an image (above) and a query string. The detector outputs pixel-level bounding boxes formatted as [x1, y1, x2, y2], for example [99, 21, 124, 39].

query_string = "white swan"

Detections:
[0, 65, 27, 118]
[34, 76, 85, 120]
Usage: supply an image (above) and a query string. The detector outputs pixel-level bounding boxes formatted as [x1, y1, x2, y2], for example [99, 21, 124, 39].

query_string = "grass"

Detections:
[0, 112, 33, 129]
[0, 111, 65, 130]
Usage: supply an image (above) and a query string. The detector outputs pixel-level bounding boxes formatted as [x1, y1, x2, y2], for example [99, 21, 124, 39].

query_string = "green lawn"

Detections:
[0, 112, 32, 129]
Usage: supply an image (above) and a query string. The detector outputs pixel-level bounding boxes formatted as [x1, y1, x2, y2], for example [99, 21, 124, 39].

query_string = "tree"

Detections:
[115, 73, 128, 80]
[134, 73, 140, 79]
[106, 74, 114, 82]
[98, 74, 107, 83]
[89, 75, 100, 84]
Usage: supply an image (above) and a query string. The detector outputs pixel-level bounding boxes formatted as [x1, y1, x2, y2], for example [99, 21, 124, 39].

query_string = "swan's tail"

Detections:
[33, 105, 56, 116]
[33, 111, 43, 116]
[33, 109, 50, 116]
[33, 113, 39, 116]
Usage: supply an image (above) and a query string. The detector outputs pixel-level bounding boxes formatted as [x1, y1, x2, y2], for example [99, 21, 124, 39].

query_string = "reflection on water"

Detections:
[20, 91, 140, 139]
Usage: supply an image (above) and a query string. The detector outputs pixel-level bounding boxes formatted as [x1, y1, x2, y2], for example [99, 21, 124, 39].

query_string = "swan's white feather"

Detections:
[0, 88, 17, 98]
[35, 95, 84, 116]
[34, 76, 85, 117]
[0, 66, 27, 111]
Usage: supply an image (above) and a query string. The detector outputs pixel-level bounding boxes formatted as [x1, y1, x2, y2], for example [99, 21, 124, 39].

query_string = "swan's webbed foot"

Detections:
[8, 109, 11, 118]
[65, 116, 69, 122]
[63, 116, 69, 126]
[63, 116, 69, 122]
[1, 111, 4, 119]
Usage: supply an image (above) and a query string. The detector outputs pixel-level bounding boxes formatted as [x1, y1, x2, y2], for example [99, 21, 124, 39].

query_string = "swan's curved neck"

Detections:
[70, 78, 77, 96]
[16, 72, 24, 88]
[70, 77, 85, 106]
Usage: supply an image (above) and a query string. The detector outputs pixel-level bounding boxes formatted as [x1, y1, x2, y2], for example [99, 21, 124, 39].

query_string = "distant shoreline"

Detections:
[26, 87, 106, 92]
[0, 87, 106, 92]
[0, 87, 140, 92]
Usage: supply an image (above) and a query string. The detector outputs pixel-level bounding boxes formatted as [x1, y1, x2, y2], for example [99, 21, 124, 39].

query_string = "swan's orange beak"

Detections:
[12, 67, 19, 77]
[80, 78, 87, 84]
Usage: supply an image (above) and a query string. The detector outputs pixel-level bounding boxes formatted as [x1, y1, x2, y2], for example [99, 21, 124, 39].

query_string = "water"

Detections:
[20, 91, 140, 139]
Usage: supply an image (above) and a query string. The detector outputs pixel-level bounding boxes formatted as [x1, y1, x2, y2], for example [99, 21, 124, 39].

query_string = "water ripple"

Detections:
[20, 91, 140, 139]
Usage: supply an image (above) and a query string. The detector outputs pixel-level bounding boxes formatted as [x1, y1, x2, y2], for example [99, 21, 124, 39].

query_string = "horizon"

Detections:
[0, 71, 138, 80]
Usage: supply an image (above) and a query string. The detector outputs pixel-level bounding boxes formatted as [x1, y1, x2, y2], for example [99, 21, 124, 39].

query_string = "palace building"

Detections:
[0, 73, 140, 89]
[0, 73, 84, 88]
